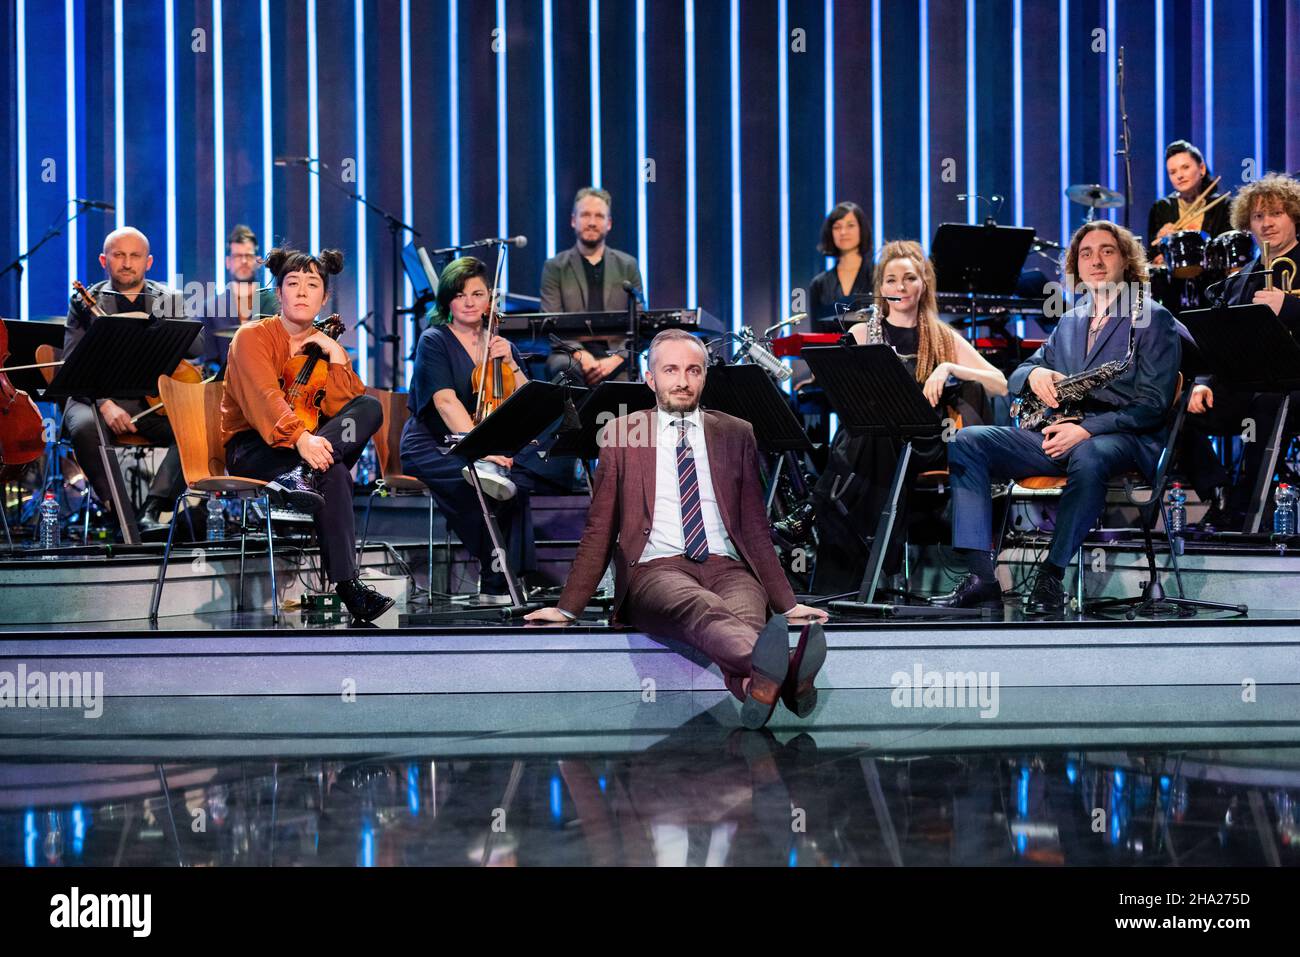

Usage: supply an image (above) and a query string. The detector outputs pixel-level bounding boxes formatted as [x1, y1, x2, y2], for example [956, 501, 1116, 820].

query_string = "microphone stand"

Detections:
[281, 159, 418, 390]
[0, 201, 104, 296]
[1116, 46, 1134, 229]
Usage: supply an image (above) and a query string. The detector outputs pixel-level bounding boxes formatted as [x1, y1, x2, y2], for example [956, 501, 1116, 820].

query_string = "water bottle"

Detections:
[206, 497, 226, 542]
[39, 492, 60, 555]
[1274, 482, 1297, 537]
[1165, 482, 1186, 535]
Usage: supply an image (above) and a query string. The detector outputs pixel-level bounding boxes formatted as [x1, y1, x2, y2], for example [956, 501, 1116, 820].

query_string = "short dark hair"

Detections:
[1164, 139, 1205, 166]
[818, 201, 871, 258]
[264, 246, 344, 291]
[432, 256, 489, 325]
[573, 187, 612, 215]
[226, 224, 258, 254]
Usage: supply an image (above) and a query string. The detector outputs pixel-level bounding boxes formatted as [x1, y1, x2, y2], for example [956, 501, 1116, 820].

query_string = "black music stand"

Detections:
[1, 318, 64, 396]
[40, 316, 201, 545]
[404, 380, 570, 622]
[803, 344, 981, 618]
[547, 381, 649, 464]
[932, 223, 1036, 340]
[1181, 303, 1300, 534]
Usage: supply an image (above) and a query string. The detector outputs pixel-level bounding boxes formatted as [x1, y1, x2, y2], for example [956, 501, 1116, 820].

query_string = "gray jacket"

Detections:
[539, 245, 644, 313]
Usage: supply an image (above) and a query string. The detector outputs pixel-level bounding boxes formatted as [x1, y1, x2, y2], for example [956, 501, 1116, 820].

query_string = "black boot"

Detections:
[1023, 568, 1068, 616]
[929, 573, 1003, 608]
[265, 465, 325, 514]
[336, 578, 396, 623]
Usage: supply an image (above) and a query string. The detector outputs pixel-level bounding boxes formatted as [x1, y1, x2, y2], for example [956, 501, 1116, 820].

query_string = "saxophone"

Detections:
[1012, 285, 1143, 431]
[857, 302, 885, 344]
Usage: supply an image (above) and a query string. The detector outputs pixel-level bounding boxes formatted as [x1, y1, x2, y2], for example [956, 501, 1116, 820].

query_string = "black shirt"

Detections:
[581, 255, 605, 312]
[809, 260, 872, 324]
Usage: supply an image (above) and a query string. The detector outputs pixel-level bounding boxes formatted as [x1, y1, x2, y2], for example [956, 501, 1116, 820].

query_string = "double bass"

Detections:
[0, 319, 46, 482]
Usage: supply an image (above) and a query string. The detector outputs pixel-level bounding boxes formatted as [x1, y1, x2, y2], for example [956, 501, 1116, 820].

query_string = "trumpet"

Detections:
[1262, 240, 1298, 295]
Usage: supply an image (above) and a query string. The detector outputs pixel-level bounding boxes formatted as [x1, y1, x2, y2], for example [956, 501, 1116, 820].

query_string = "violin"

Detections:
[279, 313, 346, 433]
[0, 319, 46, 482]
[469, 281, 519, 423]
[71, 279, 202, 421]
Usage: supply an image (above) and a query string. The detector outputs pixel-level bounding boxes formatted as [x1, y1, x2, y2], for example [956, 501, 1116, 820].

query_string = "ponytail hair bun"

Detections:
[265, 245, 346, 290]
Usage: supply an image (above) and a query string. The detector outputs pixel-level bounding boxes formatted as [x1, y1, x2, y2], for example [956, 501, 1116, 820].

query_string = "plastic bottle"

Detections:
[1165, 482, 1186, 535]
[1274, 482, 1297, 537]
[206, 497, 226, 542]
[39, 492, 60, 555]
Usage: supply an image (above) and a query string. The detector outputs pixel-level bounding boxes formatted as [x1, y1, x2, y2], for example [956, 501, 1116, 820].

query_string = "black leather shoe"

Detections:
[336, 578, 396, 623]
[929, 573, 1002, 608]
[1023, 569, 1067, 616]
[265, 465, 325, 514]
[780, 621, 827, 718]
[740, 615, 790, 730]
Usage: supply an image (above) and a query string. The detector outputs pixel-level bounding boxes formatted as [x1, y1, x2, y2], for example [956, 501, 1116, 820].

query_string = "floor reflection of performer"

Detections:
[810, 240, 1006, 594]
[401, 256, 542, 603]
[932, 222, 1180, 615]
[527, 329, 828, 730]
[1183, 173, 1300, 529]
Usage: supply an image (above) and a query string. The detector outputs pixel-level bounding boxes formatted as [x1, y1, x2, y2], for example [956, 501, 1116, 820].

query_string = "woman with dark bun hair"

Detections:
[220, 246, 392, 623]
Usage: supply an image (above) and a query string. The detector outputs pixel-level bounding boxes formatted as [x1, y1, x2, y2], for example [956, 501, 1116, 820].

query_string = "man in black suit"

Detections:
[932, 221, 1181, 615]
[540, 187, 642, 385]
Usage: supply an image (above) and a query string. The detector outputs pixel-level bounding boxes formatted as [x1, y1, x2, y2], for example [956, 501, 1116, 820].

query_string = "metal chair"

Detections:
[147, 378, 279, 622]
[357, 387, 439, 603]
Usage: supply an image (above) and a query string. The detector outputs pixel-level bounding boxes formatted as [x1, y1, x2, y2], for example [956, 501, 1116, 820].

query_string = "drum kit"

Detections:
[1066, 182, 1255, 312]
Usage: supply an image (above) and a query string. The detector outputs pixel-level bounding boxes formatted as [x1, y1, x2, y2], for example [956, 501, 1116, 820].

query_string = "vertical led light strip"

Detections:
[871, 0, 883, 249]
[1155, 0, 1164, 198]
[113, 0, 125, 228]
[965, 0, 976, 224]
[65, 0, 78, 291]
[307, 0, 320, 254]
[355, 0, 368, 383]
[635, 0, 648, 295]
[448, 0, 459, 246]
[590, 0, 601, 186]
[214, 0, 227, 282]
[167, 0, 178, 285]
[401, 0, 414, 386]
[543, 0, 556, 258]
[16, 0, 28, 320]
[1059, 0, 1070, 248]
[685, 0, 697, 307]
[729, 0, 740, 333]
[1203, 0, 1213, 171]
[1013, 0, 1023, 226]
[824, 0, 834, 218]
[260, 0, 272, 275]
[1105, 0, 1116, 221]
[1252, 0, 1262, 173]
[916, 0, 928, 251]
[495, 0, 508, 291]
[777, 0, 790, 331]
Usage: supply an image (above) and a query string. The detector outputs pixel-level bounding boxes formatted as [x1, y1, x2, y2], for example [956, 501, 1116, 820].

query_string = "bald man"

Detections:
[62, 227, 202, 534]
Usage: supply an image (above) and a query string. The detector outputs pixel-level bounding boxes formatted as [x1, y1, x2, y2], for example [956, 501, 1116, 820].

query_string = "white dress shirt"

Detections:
[641, 407, 740, 563]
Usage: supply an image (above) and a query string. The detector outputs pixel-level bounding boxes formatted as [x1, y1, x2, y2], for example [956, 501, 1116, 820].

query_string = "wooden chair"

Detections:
[147, 378, 280, 622]
[358, 387, 438, 602]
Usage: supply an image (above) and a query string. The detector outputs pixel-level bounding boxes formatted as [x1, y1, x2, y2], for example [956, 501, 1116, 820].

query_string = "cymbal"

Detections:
[1065, 183, 1125, 209]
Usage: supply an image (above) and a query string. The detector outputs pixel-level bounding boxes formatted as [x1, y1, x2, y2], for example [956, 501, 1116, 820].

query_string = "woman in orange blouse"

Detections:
[221, 246, 391, 623]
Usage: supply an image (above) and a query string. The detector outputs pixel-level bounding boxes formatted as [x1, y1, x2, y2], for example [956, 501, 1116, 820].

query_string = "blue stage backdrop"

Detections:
[3, 0, 1298, 387]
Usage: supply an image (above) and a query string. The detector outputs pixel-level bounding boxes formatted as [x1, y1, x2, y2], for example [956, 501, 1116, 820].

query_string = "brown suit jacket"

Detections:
[557, 407, 798, 621]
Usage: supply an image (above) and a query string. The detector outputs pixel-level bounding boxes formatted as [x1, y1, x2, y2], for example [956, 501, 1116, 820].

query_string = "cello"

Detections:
[0, 318, 47, 482]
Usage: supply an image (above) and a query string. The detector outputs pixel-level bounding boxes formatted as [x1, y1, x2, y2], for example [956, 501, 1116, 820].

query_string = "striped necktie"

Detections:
[675, 419, 710, 562]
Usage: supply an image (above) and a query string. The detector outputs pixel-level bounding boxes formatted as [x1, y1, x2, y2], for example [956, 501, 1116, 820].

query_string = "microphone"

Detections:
[621, 280, 647, 308]
[744, 338, 792, 381]
[273, 156, 316, 166]
[474, 235, 528, 248]
[74, 198, 115, 211]
[763, 313, 807, 337]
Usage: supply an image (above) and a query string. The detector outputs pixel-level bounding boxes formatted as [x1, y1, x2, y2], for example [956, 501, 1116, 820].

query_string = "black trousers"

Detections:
[1182, 388, 1297, 516]
[63, 398, 185, 508]
[225, 394, 383, 585]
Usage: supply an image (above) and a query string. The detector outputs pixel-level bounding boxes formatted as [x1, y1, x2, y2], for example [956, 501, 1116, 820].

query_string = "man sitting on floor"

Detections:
[526, 329, 829, 729]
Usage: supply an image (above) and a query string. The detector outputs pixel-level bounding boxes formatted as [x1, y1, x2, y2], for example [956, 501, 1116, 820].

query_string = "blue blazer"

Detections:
[1008, 290, 1181, 461]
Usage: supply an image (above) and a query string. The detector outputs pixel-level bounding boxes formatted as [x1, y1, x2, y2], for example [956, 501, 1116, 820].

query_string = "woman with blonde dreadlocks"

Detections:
[810, 240, 1007, 594]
